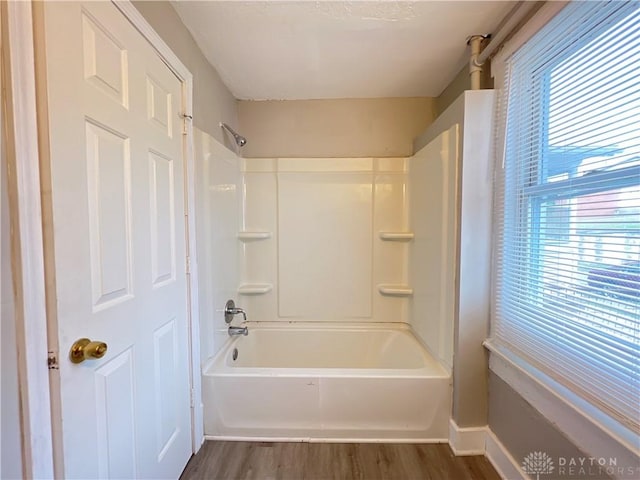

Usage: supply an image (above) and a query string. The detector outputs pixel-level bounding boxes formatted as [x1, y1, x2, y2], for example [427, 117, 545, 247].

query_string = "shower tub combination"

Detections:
[202, 322, 451, 441]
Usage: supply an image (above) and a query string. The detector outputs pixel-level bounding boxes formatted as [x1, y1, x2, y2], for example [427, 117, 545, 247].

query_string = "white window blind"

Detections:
[493, 0, 640, 432]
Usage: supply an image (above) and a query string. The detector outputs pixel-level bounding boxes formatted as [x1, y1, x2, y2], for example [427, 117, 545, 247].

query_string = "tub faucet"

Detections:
[224, 299, 248, 336]
[228, 325, 248, 336]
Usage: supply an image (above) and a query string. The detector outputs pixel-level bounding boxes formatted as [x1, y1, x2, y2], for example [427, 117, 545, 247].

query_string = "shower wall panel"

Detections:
[241, 157, 410, 323]
[409, 125, 459, 369]
[239, 162, 278, 319]
[194, 128, 242, 361]
[278, 171, 373, 319]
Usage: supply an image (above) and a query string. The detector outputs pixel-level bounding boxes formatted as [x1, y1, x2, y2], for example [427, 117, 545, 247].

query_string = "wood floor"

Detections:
[180, 441, 501, 480]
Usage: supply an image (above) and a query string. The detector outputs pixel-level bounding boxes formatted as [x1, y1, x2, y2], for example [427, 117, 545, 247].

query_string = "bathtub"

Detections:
[202, 322, 451, 442]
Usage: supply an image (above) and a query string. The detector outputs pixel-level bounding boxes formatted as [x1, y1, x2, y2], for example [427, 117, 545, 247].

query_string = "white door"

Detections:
[41, 2, 192, 478]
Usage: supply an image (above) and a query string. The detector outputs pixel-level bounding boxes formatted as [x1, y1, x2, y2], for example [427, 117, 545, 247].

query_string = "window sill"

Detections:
[484, 340, 638, 465]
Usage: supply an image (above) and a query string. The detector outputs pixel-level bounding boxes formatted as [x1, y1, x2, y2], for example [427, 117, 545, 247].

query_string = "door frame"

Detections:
[2, 1, 54, 477]
[4, 1, 202, 476]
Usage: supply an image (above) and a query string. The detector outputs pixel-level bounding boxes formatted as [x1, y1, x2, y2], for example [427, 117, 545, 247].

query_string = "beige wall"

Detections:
[435, 66, 470, 117]
[237, 97, 436, 158]
[133, 1, 238, 147]
[488, 373, 602, 479]
[435, 64, 493, 117]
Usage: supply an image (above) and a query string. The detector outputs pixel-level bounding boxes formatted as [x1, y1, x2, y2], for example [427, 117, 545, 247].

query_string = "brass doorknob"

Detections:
[69, 338, 108, 364]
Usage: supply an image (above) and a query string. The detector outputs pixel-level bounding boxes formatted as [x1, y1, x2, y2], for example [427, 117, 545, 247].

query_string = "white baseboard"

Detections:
[485, 429, 527, 480]
[448, 419, 487, 456]
[204, 434, 448, 444]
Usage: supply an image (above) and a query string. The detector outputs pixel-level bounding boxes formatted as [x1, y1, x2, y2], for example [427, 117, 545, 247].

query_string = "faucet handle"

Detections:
[224, 299, 247, 323]
[224, 299, 236, 324]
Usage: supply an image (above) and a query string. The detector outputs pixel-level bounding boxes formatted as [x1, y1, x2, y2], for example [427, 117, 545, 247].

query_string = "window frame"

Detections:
[488, 0, 640, 455]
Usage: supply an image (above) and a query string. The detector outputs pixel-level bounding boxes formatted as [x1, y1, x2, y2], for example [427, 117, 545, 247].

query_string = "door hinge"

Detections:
[186, 255, 191, 275]
[180, 113, 192, 135]
[47, 351, 59, 370]
[190, 388, 195, 408]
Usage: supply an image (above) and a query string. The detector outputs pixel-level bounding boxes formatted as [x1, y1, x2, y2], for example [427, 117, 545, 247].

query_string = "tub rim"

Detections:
[203, 321, 450, 379]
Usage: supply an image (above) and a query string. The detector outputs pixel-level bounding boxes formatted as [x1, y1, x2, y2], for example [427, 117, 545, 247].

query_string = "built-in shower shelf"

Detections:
[377, 284, 413, 297]
[379, 232, 415, 241]
[237, 231, 272, 241]
[238, 284, 273, 295]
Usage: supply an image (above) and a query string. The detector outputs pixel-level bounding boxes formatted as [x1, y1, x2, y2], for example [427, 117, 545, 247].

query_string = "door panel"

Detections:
[94, 349, 137, 479]
[85, 120, 134, 309]
[149, 150, 176, 287]
[42, 2, 192, 478]
[81, 11, 129, 108]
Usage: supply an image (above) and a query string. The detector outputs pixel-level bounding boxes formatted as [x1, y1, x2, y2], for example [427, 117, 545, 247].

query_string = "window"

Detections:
[493, 1, 640, 432]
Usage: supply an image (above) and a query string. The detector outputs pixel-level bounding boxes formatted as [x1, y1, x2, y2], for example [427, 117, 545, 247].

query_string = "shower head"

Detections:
[220, 122, 247, 147]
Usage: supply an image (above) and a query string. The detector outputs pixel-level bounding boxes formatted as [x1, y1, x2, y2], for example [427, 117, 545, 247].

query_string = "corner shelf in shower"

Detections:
[237, 231, 272, 241]
[378, 232, 414, 241]
[238, 283, 273, 295]
[377, 284, 413, 297]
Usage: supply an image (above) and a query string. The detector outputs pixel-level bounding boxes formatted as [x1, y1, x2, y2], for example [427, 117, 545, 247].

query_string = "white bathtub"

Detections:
[202, 322, 451, 442]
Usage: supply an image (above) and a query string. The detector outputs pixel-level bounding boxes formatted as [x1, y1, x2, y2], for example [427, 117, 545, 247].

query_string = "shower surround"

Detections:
[195, 124, 460, 441]
[238, 129, 457, 366]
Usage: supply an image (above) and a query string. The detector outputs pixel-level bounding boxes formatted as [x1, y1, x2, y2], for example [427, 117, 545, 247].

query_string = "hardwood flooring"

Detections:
[180, 441, 501, 480]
